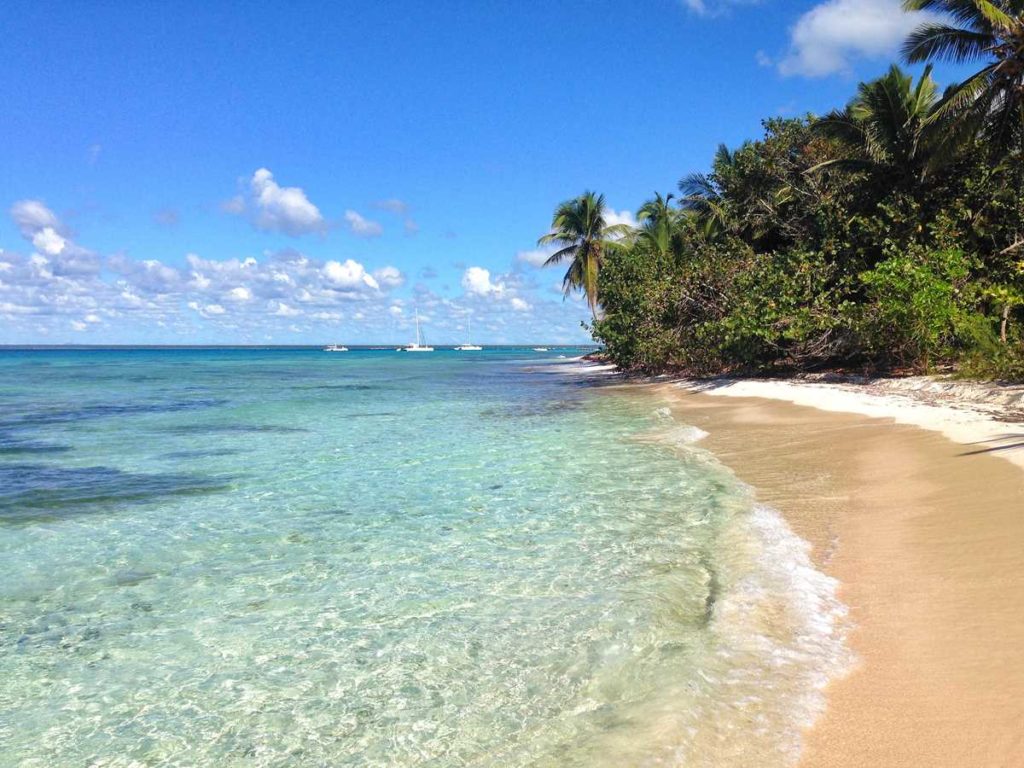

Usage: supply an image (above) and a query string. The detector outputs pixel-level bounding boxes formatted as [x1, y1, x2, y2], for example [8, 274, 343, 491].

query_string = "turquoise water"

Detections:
[0, 349, 849, 767]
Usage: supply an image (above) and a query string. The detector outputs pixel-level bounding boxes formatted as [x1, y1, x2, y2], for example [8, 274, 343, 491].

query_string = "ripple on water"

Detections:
[0, 351, 850, 768]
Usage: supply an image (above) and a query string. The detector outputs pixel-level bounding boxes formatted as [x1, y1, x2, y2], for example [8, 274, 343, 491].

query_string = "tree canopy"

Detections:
[540, 21, 1024, 377]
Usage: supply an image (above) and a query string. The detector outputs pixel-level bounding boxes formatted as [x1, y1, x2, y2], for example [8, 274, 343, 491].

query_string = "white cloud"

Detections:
[32, 227, 67, 256]
[226, 286, 252, 302]
[311, 310, 343, 321]
[604, 207, 638, 230]
[778, 0, 939, 78]
[462, 266, 505, 297]
[343, 209, 383, 238]
[324, 258, 380, 290]
[246, 168, 326, 236]
[1, 201, 590, 343]
[516, 247, 556, 268]
[372, 266, 405, 289]
[187, 301, 226, 318]
[11, 200, 61, 238]
[10, 200, 100, 275]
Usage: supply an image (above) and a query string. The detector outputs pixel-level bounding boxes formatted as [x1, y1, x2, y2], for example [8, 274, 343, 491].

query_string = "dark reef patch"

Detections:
[159, 448, 244, 459]
[0, 398, 229, 431]
[0, 463, 235, 524]
[162, 424, 308, 435]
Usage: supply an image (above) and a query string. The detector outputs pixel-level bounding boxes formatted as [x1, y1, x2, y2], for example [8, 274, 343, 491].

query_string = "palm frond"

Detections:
[902, 0, 998, 28]
[902, 23, 995, 63]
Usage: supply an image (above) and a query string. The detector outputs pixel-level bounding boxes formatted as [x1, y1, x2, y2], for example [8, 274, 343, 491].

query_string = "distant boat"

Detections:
[323, 344, 349, 352]
[532, 347, 549, 352]
[455, 317, 482, 351]
[400, 310, 434, 352]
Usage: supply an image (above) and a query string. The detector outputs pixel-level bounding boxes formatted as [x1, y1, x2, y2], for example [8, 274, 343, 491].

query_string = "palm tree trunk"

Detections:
[1001, 303, 1010, 344]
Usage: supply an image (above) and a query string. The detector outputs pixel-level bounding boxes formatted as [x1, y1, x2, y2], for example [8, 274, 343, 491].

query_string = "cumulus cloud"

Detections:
[32, 227, 67, 257]
[604, 207, 638, 230]
[325, 258, 380, 290]
[2, 203, 592, 344]
[462, 266, 505, 297]
[271, 301, 301, 317]
[226, 286, 252, 302]
[11, 200, 62, 240]
[778, 0, 939, 78]
[187, 301, 226, 318]
[372, 266, 405, 289]
[9, 200, 101, 276]
[343, 209, 383, 238]
[235, 168, 326, 236]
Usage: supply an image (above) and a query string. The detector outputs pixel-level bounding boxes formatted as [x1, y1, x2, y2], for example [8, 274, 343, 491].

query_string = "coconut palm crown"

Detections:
[902, 0, 1024, 153]
[538, 191, 632, 315]
[811, 64, 951, 181]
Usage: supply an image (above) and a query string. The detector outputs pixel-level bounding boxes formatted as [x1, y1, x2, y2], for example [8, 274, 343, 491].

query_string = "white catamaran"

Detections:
[400, 310, 434, 352]
[455, 316, 482, 351]
[323, 344, 349, 352]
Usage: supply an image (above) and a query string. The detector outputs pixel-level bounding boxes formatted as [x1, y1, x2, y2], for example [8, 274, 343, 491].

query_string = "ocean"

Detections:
[0, 348, 849, 767]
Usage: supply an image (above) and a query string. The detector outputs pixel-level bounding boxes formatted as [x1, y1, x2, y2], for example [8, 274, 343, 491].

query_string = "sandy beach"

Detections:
[660, 379, 1024, 767]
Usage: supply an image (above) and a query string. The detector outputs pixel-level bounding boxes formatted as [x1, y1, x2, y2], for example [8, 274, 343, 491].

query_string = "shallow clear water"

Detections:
[0, 349, 849, 767]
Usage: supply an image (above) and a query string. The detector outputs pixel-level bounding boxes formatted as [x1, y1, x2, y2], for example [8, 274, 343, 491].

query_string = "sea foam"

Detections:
[640, 405, 854, 767]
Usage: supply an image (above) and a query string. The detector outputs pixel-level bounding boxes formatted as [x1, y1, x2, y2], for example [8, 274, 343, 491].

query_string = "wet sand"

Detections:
[662, 385, 1024, 767]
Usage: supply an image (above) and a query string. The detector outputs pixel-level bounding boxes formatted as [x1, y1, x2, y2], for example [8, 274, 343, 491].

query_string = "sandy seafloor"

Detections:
[655, 378, 1024, 767]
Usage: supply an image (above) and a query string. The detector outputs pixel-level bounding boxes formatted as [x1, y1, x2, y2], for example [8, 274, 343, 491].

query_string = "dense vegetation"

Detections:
[541, 0, 1024, 377]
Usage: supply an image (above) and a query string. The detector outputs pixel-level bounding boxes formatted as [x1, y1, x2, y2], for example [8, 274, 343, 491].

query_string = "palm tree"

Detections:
[678, 144, 734, 240]
[636, 192, 684, 259]
[810, 64, 952, 182]
[538, 191, 632, 316]
[902, 0, 1024, 154]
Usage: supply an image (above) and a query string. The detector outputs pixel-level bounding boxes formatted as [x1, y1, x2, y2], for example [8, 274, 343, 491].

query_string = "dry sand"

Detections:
[661, 384, 1024, 768]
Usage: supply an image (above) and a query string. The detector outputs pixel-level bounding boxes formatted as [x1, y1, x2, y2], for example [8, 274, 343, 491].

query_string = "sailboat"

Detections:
[455, 316, 482, 351]
[400, 310, 434, 352]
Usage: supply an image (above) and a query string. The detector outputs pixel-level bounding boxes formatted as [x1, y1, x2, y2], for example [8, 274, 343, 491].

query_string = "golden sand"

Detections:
[661, 385, 1024, 767]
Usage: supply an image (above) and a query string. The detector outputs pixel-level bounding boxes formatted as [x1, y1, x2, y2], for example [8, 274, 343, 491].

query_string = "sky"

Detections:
[0, 0, 966, 345]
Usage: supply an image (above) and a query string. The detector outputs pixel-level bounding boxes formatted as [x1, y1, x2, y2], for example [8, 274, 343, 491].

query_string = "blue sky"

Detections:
[0, 0, 963, 344]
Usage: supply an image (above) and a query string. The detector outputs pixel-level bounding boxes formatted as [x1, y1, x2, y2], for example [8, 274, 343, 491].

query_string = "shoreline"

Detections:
[652, 377, 1024, 766]
[676, 375, 1024, 471]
